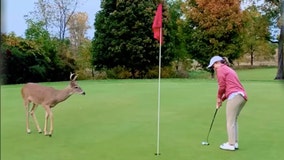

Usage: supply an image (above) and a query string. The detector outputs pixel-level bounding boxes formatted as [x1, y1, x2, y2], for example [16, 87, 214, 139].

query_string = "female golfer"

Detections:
[207, 56, 248, 151]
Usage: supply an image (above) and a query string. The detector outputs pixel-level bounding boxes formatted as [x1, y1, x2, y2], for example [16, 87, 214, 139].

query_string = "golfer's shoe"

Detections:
[220, 142, 235, 151]
[235, 143, 238, 149]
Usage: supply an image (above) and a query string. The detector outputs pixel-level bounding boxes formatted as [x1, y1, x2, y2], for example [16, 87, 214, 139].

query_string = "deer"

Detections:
[21, 73, 86, 137]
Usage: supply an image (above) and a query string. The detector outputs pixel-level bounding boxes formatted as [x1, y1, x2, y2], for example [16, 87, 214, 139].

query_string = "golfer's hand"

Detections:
[216, 98, 222, 109]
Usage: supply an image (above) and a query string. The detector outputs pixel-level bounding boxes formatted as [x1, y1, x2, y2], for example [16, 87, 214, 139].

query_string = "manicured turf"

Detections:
[1, 67, 283, 160]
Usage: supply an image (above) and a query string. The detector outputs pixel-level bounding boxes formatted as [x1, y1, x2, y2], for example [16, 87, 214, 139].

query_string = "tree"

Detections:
[241, 5, 275, 66]
[260, 0, 284, 79]
[26, 0, 79, 40]
[25, 19, 52, 49]
[182, 0, 243, 67]
[0, 22, 77, 84]
[67, 12, 90, 57]
[1, 33, 49, 83]
[92, 0, 175, 78]
[278, 0, 284, 79]
[24, 19, 71, 81]
[276, 0, 284, 79]
[75, 39, 92, 79]
[167, 0, 187, 60]
[24, 0, 81, 80]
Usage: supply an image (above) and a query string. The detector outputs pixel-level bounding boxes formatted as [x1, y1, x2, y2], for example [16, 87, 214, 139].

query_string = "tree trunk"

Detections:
[275, 32, 284, 80]
[250, 45, 254, 66]
[275, 0, 284, 80]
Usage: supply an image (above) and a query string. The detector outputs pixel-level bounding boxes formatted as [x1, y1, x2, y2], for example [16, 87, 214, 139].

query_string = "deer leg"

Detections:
[49, 111, 54, 136]
[24, 101, 31, 134]
[44, 107, 53, 137]
[30, 104, 42, 133]
[44, 110, 49, 136]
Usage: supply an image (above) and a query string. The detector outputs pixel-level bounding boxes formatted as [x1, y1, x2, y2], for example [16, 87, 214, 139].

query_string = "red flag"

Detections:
[152, 4, 162, 42]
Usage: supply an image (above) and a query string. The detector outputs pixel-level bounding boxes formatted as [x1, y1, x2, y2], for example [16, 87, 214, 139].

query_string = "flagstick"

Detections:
[155, 28, 162, 156]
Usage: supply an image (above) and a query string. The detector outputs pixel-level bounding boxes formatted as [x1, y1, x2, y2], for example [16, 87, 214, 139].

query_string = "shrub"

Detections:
[93, 70, 108, 79]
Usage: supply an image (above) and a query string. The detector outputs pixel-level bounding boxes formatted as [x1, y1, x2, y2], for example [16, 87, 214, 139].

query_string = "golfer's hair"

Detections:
[221, 57, 230, 66]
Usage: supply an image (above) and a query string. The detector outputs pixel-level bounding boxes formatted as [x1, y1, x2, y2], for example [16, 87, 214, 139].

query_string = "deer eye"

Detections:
[74, 86, 78, 89]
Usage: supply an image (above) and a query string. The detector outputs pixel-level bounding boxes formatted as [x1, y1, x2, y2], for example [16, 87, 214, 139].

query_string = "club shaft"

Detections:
[206, 109, 218, 142]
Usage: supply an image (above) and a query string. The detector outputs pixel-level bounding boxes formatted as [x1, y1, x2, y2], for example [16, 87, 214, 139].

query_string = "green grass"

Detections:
[236, 67, 278, 81]
[1, 67, 283, 160]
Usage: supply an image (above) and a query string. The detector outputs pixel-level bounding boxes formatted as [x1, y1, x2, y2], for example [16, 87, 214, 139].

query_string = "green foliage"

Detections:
[25, 20, 50, 42]
[167, 0, 188, 59]
[106, 66, 132, 79]
[261, 0, 284, 80]
[1, 34, 48, 83]
[0, 32, 76, 84]
[3, 0, 282, 82]
[92, 0, 176, 78]
[240, 5, 276, 65]
[182, 0, 244, 67]
[75, 40, 93, 79]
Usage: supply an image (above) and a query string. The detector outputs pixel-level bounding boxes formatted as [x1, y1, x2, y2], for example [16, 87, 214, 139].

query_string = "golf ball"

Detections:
[201, 142, 209, 145]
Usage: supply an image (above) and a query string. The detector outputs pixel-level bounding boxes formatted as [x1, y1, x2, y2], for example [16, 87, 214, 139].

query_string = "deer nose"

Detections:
[82, 92, 86, 95]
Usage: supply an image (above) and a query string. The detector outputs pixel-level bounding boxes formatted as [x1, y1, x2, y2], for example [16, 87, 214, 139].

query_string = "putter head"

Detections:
[201, 141, 209, 145]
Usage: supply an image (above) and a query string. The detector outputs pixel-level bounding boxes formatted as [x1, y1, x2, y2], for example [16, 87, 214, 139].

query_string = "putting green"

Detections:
[1, 68, 283, 160]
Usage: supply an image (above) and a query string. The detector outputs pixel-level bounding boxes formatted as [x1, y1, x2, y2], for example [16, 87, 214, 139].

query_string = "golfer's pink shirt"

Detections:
[216, 64, 247, 101]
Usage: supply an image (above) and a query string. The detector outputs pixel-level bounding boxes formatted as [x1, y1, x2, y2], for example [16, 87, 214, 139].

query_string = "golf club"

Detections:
[202, 108, 218, 145]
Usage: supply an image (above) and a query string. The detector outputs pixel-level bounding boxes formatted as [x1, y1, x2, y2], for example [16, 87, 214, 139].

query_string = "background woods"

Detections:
[1, 0, 282, 84]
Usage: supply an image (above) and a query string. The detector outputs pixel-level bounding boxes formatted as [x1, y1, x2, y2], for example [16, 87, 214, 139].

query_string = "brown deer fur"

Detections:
[21, 73, 85, 136]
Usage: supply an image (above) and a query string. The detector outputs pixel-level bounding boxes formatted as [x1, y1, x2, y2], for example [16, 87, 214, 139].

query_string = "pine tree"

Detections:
[92, 0, 175, 78]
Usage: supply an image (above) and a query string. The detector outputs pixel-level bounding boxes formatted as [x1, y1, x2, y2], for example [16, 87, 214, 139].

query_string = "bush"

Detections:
[75, 69, 92, 80]
[1, 34, 78, 84]
[106, 66, 132, 79]
[174, 70, 189, 78]
[93, 71, 108, 79]
[145, 66, 189, 79]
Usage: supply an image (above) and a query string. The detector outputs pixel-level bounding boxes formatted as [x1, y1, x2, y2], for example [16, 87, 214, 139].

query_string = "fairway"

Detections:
[1, 68, 283, 160]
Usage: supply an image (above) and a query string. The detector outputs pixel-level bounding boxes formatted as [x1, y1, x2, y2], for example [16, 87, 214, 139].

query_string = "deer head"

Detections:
[69, 73, 86, 95]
